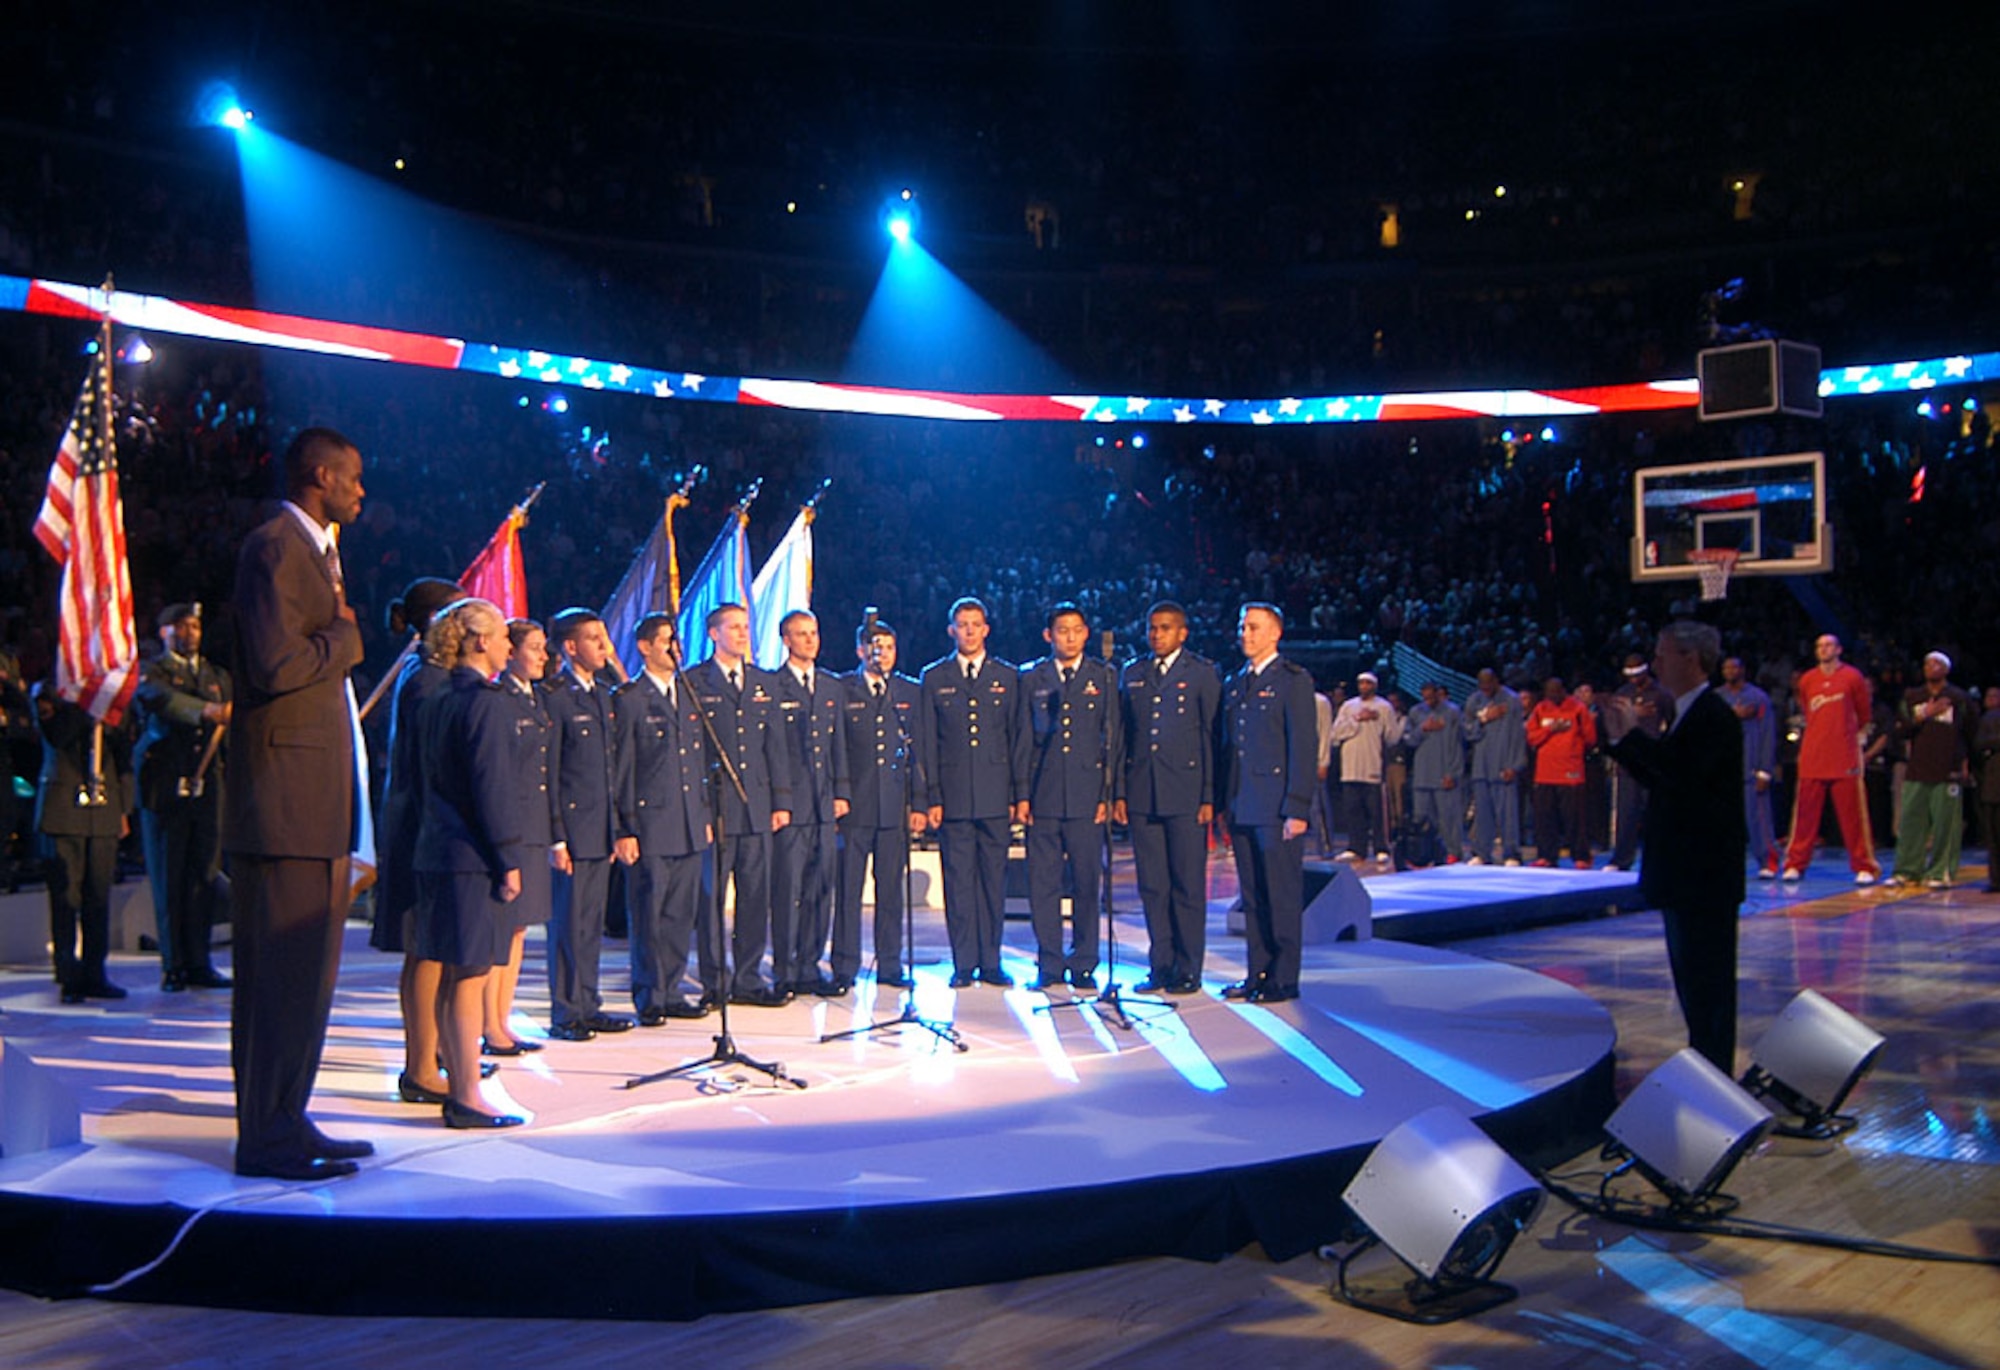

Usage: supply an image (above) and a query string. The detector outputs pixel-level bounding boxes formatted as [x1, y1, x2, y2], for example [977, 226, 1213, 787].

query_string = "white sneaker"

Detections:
[1926, 877, 1949, 889]
[1502, 857, 1521, 868]
[1854, 870, 1877, 886]
[1336, 850, 1359, 862]
[1781, 868, 1802, 882]
[1466, 856, 1486, 867]
[1757, 867, 1778, 880]
[1374, 852, 1392, 865]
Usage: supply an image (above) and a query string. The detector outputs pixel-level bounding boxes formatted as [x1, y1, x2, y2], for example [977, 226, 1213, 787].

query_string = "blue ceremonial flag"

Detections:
[749, 506, 816, 670]
[600, 501, 675, 682]
[675, 510, 753, 669]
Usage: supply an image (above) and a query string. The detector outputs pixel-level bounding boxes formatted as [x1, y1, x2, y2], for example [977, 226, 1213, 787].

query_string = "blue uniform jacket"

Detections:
[1118, 651, 1220, 815]
[770, 664, 851, 824]
[919, 654, 1028, 819]
[1022, 656, 1122, 819]
[1221, 656, 1319, 826]
[839, 671, 923, 830]
[541, 668, 617, 861]
[683, 658, 794, 832]
[415, 666, 526, 879]
[612, 674, 712, 858]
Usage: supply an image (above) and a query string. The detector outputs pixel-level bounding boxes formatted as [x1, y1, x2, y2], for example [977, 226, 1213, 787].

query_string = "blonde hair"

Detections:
[424, 597, 505, 666]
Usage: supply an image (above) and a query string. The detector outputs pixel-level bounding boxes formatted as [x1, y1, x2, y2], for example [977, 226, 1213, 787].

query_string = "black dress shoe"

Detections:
[1027, 976, 1065, 993]
[582, 1013, 635, 1033]
[828, 979, 853, 996]
[237, 1154, 360, 1181]
[546, 1022, 597, 1041]
[480, 1038, 526, 1057]
[479, 1060, 499, 1078]
[636, 1008, 668, 1027]
[1070, 973, 1099, 991]
[810, 976, 846, 998]
[186, 968, 232, 989]
[1249, 983, 1299, 1003]
[1221, 978, 1262, 1000]
[307, 1132, 376, 1161]
[729, 986, 791, 1008]
[1134, 974, 1174, 993]
[79, 979, 128, 1000]
[59, 985, 87, 1005]
[979, 969, 1015, 988]
[397, 1073, 450, 1105]
[660, 997, 709, 1019]
[442, 1099, 525, 1130]
[947, 972, 976, 989]
[878, 974, 915, 989]
[161, 972, 189, 992]
[1168, 976, 1202, 995]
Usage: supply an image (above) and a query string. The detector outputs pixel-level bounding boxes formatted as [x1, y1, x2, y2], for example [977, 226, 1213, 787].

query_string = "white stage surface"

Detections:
[0, 876, 1617, 1319]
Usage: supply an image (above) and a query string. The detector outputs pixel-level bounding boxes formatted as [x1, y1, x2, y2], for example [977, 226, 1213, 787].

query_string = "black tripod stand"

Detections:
[820, 639, 964, 1052]
[627, 648, 804, 1091]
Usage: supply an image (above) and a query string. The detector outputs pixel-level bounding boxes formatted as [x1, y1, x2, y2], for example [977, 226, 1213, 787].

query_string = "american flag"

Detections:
[33, 318, 138, 725]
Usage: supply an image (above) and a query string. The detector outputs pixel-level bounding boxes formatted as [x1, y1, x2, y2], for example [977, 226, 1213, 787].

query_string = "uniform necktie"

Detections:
[1155, 658, 1168, 680]
[727, 667, 741, 693]
[966, 660, 978, 683]
[873, 679, 885, 700]
[1061, 665, 1074, 685]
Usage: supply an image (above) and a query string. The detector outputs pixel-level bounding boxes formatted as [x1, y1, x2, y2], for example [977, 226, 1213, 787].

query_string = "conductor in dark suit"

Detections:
[1218, 603, 1319, 1003]
[223, 427, 373, 1180]
[133, 602, 232, 991]
[1604, 620, 1748, 1072]
[1114, 601, 1219, 994]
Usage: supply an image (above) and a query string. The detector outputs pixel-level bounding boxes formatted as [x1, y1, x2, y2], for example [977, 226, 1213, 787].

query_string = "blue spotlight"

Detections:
[1540, 425, 1556, 442]
[1131, 432, 1147, 449]
[196, 80, 251, 130]
[548, 395, 570, 414]
[879, 188, 921, 244]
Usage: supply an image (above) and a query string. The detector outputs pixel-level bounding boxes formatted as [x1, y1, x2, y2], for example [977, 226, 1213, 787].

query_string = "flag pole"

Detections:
[357, 481, 545, 721]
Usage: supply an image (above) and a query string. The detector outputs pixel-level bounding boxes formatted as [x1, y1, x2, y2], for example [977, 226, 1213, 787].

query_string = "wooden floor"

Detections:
[4, 868, 1997, 1368]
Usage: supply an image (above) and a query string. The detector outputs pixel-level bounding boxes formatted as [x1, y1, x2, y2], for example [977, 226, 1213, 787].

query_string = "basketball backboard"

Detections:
[1631, 450, 1830, 583]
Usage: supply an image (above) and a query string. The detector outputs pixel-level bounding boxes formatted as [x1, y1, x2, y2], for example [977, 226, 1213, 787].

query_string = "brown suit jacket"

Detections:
[223, 509, 362, 859]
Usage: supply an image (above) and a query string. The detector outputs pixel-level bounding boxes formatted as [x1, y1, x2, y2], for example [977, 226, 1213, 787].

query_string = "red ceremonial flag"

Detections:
[459, 506, 529, 619]
[33, 313, 138, 725]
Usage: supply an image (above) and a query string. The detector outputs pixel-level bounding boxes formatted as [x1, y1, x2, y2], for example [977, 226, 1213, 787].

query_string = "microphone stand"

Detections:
[626, 649, 804, 1091]
[1037, 644, 1175, 1029]
[820, 651, 964, 1053]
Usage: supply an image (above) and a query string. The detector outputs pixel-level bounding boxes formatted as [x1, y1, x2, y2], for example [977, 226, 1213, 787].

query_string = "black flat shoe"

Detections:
[161, 972, 188, 992]
[186, 969, 233, 989]
[397, 1073, 450, 1105]
[546, 1022, 596, 1041]
[480, 1038, 526, 1057]
[582, 1014, 635, 1033]
[947, 972, 976, 989]
[442, 1099, 525, 1130]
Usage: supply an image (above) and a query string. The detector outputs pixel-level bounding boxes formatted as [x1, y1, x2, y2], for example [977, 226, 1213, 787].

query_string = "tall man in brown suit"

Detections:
[224, 428, 374, 1180]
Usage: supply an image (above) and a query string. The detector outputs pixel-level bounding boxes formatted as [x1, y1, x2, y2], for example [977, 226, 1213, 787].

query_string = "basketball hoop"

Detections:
[1689, 548, 1740, 602]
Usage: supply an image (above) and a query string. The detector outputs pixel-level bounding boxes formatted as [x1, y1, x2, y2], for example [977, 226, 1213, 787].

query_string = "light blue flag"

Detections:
[675, 512, 752, 669]
[749, 506, 815, 669]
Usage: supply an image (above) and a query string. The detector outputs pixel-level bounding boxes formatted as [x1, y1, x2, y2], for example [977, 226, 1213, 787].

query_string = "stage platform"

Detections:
[0, 856, 1620, 1322]
[1362, 860, 1648, 942]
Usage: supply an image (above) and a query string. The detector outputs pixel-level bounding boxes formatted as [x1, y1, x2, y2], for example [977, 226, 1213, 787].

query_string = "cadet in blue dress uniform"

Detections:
[482, 618, 554, 1058]
[412, 598, 526, 1129]
[682, 602, 794, 1006]
[1114, 601, 1219, 994]
[613, 612, 714, 1022]
[835, 619, 926, 987]
[769, 609, 851, 997]
[1020, 602, 1122, 990]
[1219, 603, 1318, 1002]
[919, 597, 1029, 988]
[542, 608, 635, 1040]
